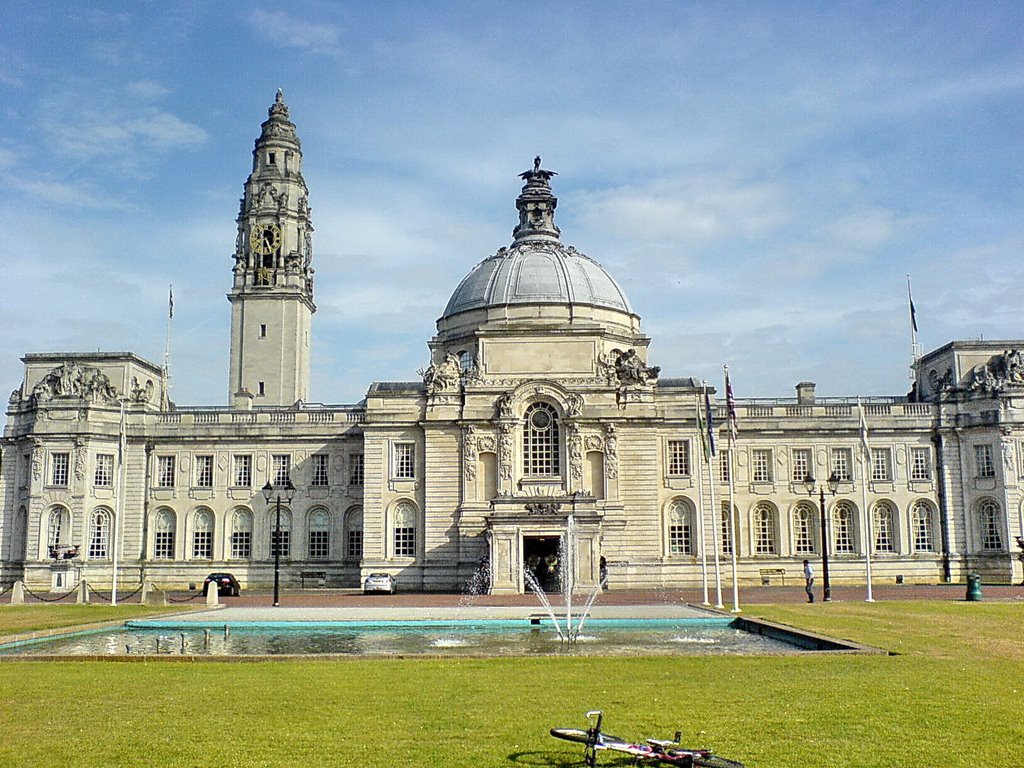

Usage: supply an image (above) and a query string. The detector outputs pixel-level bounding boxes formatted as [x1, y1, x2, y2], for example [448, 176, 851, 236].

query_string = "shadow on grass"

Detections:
[508, 750, 635, 766]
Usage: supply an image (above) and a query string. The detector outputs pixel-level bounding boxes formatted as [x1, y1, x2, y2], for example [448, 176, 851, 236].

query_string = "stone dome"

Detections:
[440, 159, 636, 323]
[442, 242, 634, 318]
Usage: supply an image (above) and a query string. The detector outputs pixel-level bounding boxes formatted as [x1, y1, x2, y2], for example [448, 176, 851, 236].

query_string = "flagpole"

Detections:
[162, 284, 173, 411]
[111, 398, 126, 605]
[694, 392, 710, 606]
[858, 398, 875, 602]
[702, 381, 724, 609]
[724, 365, 740, 614]
[907, 275, 921, 383]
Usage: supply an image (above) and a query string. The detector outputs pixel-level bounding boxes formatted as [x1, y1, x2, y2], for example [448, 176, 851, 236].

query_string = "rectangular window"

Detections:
[347, 529, 363, 559]
[94, 454, 114, 488]
[349, 453, 364, 486]
[270, 530, 291, 558]
[192, 530, 212, 559]
[394, 527, 416, 557]
[230, 530, 251, 560]
[669, 522, 691, 554]
[751, 449, 772, 483]
[258, 381, 266, 396]
[666, 439, 690, 476]
[50, 452, 70, 487]
[910, 447, 932, 481]
[831, 448, 852, 482]
[871, 448, 893, 482]
[272, 454, 291, 486]
[154, 530, 175, 560]
[718, 451, 730, 483]
[233, 454, 252, 487]
[195, 455, 214, 488]
[308, 530, 330, 560]
[311, 454, 330, 486]
[394, 443, 415, 479]
[259, 323, 267, 338]
[791, 448, 811, 483]
[156, 455, 176, 488]
[975, 444, 995, 478]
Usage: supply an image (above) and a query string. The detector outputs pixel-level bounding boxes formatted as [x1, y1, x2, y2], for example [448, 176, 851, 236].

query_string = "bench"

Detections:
[759, 568, 786, 586]
[299, 570, 327, 588]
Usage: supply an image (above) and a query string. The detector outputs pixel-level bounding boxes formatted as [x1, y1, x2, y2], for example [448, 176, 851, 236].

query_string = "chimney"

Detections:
[796, 381, 816, 405]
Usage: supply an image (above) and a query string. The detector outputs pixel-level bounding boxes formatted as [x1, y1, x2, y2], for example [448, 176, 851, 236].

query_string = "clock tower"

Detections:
[227, 91, 316, 406]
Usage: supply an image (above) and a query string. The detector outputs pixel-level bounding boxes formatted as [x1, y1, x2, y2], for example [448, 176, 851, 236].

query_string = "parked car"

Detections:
[363, 572, 397, 595]
[203, 572, 241, 597]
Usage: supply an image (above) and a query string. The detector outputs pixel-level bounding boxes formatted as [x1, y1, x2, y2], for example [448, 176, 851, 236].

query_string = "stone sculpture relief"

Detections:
[31, 439, 43, 482]
[463, 425, 478, 481]
[73, 440, 86, 482]
[419, 352, 461, 396]
[130, 377, 155, 404]
[604, 424, 619, 479]
[568, 426, 583, 486]
[30, 362, 118, 405]
[498, 423, 513, 482]
[968, 349, 1024, 395]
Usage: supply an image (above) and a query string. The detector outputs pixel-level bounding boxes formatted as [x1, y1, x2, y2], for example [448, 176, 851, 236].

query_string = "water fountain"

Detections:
[523, 513, 607, 644]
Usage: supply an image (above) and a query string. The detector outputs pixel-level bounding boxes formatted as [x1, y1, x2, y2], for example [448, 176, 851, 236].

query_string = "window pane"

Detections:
[523, 404, 560, 476]
[311, 454, 329, 486]
[94, 454, 114, 487]
[667, 440, 690, 476]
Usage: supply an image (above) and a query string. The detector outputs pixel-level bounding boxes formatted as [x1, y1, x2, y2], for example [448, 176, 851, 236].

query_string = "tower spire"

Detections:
[512, 156, 560, 243]
[227, 93, 316, 405]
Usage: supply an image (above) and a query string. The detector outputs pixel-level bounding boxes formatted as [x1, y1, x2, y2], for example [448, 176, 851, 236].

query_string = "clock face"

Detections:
[250, 223, 282, 255]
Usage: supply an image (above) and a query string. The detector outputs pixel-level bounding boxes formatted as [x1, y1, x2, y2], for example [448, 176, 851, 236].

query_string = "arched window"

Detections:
[833, 501, 856, 554]
[47, 506, 71, 550]
[911, 501, 936, 552]
[523, 403, 560, 476]
[978, 499, 1003, 551]
[753, 502, 777, 555]
[458, 350, 474, 373]
[345, 506, 363, 560]
[793, 502, 817, 555]
[192, 509, 214, 559]
[667, 499, 694, 555]
[720, 502, 734, 555]
[270, 508, 292, 558]
[393, 501, 416, 558]
[308, 509, 331, 560]
[154, 509, 176, 560]
[88, 508, 111, 559]
[873, 501, 897, 553]
[230, 509, 253, 560]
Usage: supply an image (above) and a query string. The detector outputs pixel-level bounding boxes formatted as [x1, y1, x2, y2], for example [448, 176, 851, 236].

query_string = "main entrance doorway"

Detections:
[523, 535, 561, 592]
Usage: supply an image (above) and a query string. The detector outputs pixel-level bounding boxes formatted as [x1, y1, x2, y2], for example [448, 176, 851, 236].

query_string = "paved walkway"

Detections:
[168, 582, 1024, 622]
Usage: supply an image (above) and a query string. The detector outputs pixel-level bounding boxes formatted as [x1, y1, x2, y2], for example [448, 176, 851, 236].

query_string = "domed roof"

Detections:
[443, 242, 634, 317]
[441, 158, 635, 321]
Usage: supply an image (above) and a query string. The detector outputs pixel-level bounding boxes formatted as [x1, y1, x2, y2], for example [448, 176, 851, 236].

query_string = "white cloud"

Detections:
[248, 10, 343, 57]
[125, 80, 172, 100]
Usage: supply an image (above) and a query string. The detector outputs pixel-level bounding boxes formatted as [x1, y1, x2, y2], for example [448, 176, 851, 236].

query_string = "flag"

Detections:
[858, 398, 871, 461]
[697, 386, 716, 460]
[907, 277, 918, 333]
[168, 285, 174, 319]
[724, 367, 738, 443]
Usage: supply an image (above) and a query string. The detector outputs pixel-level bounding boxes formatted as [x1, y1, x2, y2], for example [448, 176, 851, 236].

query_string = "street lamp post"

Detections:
[805, 473, 839, 602]
[263, 478, 295, 607]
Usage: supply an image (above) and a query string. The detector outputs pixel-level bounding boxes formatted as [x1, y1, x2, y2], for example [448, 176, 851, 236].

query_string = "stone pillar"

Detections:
[206, 583, 219, 606]
[76, 579, 90, 604]
[10, 580, 25, 605]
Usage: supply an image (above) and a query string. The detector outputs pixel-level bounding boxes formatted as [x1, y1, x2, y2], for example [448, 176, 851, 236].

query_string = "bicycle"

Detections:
[551, 710, 745, 767]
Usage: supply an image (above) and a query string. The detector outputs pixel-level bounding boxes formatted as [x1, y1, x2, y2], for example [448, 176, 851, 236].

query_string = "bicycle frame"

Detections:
[550, 710, 745, 767]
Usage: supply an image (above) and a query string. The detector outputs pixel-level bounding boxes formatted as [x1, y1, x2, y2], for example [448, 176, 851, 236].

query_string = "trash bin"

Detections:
[966, 572, 982, 601]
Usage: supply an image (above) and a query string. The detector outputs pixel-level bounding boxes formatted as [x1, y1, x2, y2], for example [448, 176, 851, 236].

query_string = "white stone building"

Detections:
[2, 95, 1022, 594]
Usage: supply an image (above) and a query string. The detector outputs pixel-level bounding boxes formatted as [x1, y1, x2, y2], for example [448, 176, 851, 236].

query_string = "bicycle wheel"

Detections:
[550, 728, 592, 745]
[692, 755, 746, 768]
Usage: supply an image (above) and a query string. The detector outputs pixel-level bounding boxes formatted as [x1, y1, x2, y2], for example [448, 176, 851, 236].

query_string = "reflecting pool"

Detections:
[0, 618, 805, 657]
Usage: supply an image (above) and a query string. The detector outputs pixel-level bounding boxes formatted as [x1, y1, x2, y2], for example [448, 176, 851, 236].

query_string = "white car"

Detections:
[363, 572, 397, 595]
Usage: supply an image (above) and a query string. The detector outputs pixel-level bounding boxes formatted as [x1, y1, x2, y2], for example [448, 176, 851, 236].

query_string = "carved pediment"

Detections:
[30, 362, 118, 405]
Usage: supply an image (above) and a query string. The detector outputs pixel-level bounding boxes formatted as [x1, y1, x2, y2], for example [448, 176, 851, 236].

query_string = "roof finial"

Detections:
[276, 88, 285, 103]
[513, 156, 560, 243]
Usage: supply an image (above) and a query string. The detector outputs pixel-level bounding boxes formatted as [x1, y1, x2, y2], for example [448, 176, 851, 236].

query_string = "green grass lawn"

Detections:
[0, 604, 184, 636]
[1, 601, 1021, 767]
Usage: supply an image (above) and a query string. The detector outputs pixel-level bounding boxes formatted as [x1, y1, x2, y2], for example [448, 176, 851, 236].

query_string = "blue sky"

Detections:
[2, 1, 1022, 405]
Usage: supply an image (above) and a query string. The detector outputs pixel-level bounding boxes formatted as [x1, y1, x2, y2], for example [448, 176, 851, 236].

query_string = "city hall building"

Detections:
[2, 94, 1022, 595]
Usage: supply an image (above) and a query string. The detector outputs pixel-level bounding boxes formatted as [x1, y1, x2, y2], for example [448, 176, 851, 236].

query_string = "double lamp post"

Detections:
[262, 479, 295, 607]
[804, 473, 839, 602]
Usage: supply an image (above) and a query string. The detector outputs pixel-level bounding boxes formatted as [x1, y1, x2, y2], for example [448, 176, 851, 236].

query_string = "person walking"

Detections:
[803, 559, 815, 603]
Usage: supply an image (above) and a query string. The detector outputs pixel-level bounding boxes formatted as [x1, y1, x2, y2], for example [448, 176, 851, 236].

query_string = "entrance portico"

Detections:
[486, 496, 602, 594]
